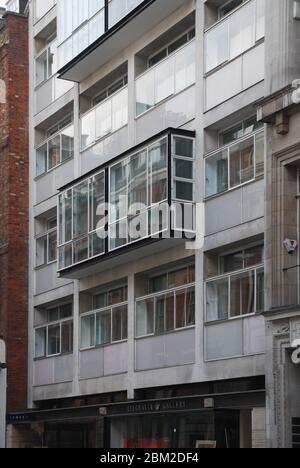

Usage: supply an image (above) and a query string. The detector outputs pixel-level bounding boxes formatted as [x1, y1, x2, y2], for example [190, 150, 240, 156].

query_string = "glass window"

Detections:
[229, 1, 254, 60]
[73, 182, 89, 238]
[136, 69, 155, 116]
[73, 237, 89, 264]
[61, 126, 74, 162]
[175, 41, 195, 93]
[229, 137, 254, 188]
[48, 135, 61, 171]
[244, 245, 263, 268]
[81, 315, 95, 349]
[112, 306, 128, 342]
[35, 327, 46, 358]
[206, 278, 229, 322]
[59, 190, 72, 245]
[48, 324, 60, 356]
[36, 235, 47, 267]
[112, 88, 128, 132]
[96, 310, 111, 345]
[81, 111, 95, 149]
[95, 99, 112, 139]
[223, 251, 244, 273]
[150, 274, 168, 294]
[48, 230, 57, 263]
[174, 159, 193, 180]
[149, 139, 168, 205]
[155, 293, 174, 334]
[89, 172, 105, 232]
[205, 150, 228, 197]
[256, 267, 265, 312]
[230, 270, 255, 317]
[36, 50, 48, 86]
[61, 321, 73, 354]
[36, 144, 47, 176]
[155, 57, 174, 103]
[205, 21, 228, 73]
[175, 289, 186, 329]
[255, 131, 264, 177]
[168, 268, 190, 289]
[128, 151, 147, 207]
[136, 299, 154, 337]
[108, 287, 128, 306]
[110, 160, 128, 223]
[173, 137, 194, 158]
[60, 303, 73, 320]
[186, 287, 195, 326]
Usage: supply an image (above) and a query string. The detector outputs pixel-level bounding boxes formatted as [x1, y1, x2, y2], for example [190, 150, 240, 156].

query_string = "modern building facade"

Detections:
[9, 0, 293, 448]
[0, 4, 29, 447]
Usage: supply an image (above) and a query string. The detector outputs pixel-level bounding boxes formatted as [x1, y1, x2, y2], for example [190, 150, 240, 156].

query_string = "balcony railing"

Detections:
[136, 284, 195, 338]
[36, 123, 74, 176]
[81, 87, 128, 151]
[204, 0, 265, 74]
[206, 266, 264, 323]
[136, 40, 196, 117]
[58, 129, 196, 274]
[109, 0, 145, 28]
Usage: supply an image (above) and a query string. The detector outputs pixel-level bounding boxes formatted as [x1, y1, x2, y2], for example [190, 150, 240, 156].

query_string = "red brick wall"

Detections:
[0, 13, 28, 412]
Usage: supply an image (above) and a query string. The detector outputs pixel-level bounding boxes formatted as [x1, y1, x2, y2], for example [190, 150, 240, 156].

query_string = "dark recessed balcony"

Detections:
[58, 128, 196, 279]
[58, 0, 189, 82]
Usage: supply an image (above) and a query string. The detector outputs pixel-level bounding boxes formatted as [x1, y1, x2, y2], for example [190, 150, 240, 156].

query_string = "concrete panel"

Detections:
[79, 348, 104, 380]
[242, 179, 265, 223]
[206, 58, 242, 110]
[205, 189, 242, 235]
[33, 355, 74, 387]
[135, 329, 195, 371]
[205, 320, 244, 360]
[35, 263, 71, 296]
[35, 159, 75, 205]
[243, 316, 265, 355]
[54, 354, 74, 383]
[135, 86, 196, 145]
[103, 343, 128, 375]
[242, 43, 265, 90]
[35, 79, 53, 115]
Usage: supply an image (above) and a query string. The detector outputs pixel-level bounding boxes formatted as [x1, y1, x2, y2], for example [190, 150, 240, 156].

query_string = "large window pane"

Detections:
[205, 150, 228, 197]
[73, 182, 88, 238]
[48, 324, 60, 356]
[206, 279, 229, 322]
[89, 172, 105, 231]
[128, 151, 147, 208]
[112, 88, 128, 132]
[61, 321, 73, 354]
[112, 306, 128, 342]
[229, 2, 254, 60]
[136, 299, 154, 337]
[48, 230, 57, 263]
[136, 69, 155, 116]
[176, 290, 186, 329]
[205, 21, 228, 72]
[58, 243, 72, 269]
[255, 132, 264, 177]
[96, 310, 111, 345]
[48, 135, 61, 170]
[229, 137, 254, 188]
[61, 125, 74, 162]
[173, 137, 194, 158]
[81, 111, 95, 149]
[35, 327, 46, 358]
[186, 287, 195, 326]
[256, 267, 265, 312]
[230, 270, 255, 317]
[155, 58, 174, 103]
[36, 236, 47, 267]
[81, 315, 95, 348]
[73, 236, 88, 264]
[95, 99, 112, 139]
[110, 160, 128, 223]
[149, 139, 168, 204]
[175, 41, 195, 93]
[223, 251, 244, 273]
[36, 143, 47, 176]
[36, 50, 48, 86]
[155, 293, 174, 334]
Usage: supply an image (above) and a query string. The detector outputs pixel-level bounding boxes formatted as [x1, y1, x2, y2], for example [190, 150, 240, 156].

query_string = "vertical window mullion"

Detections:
[228, 275, 231, 319]
[254, 268, 257, 313]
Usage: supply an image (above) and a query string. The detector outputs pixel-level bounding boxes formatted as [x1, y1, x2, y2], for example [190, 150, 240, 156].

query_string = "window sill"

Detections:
[80, 339, 128, 352]
[33, 351, 73, 362]
[135, 325, 196, 340]
[205, 312, 260, 326]
[204, 174, 264, 202]
[34, 260, 57, 271]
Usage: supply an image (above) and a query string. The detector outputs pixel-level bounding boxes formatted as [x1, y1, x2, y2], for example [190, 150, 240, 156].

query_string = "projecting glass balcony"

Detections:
[58, 129, 196, 274]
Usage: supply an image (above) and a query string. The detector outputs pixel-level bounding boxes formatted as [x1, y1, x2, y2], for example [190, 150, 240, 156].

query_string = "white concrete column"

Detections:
[126, 272, 135, 400]
[72, 281, 80, 396]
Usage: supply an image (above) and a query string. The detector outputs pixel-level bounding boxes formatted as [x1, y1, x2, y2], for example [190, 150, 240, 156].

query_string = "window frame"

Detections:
[205, 263, 264, 324]
[80, 300, 128, 351]
[204, 128, 264, 199]
[35, 35, 58, 88]
[35, 216, 58, 268]
[35, 119, 75, 177]
[34, 303, 74, 359]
